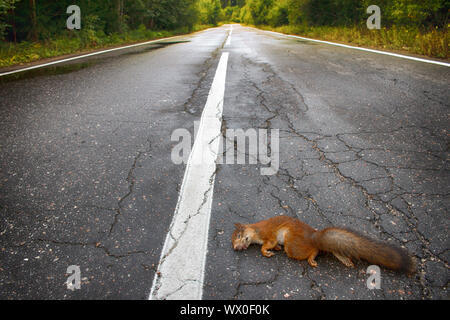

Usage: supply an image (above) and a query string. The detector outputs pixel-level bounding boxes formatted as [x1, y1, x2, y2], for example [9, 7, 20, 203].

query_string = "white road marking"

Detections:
[263, 29, 450, 67]
[225, 25, 232, 47]
[149, 52, 229, 300]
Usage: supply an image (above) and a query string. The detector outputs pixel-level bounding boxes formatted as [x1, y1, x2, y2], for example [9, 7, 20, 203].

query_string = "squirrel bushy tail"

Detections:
[313, 227, 416, 274]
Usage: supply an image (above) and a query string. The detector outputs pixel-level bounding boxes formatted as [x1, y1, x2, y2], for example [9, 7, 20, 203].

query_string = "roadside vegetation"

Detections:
[0, 0, 209, 68]
[219, 0, 448, 59]
[0, 24, 210, 68]
[0, 0, 448, 68]
[260, 24, 448, 59]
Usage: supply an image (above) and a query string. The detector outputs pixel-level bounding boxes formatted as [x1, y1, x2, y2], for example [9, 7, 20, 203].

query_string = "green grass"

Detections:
[0, 24, 212, 68]
[258, 24, 449, 59]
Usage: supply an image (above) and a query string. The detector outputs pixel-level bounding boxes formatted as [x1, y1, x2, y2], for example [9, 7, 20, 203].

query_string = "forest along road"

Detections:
[0, 24, 448, 299]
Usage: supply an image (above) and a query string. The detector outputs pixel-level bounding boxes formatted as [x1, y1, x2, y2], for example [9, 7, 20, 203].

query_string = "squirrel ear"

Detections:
[234, 223, 243, 229]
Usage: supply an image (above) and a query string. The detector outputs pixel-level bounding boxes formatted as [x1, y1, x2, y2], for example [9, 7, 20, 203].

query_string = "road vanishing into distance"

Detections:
[0, 24, 448, 300]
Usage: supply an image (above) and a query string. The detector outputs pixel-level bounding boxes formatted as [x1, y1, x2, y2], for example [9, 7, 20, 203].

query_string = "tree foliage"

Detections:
[0, 0, 447, 42]
[0, 0, 19, 40]
[223, 0, 449, 29]
[1, 0, 200, 41]
[198, 0, 223, 25]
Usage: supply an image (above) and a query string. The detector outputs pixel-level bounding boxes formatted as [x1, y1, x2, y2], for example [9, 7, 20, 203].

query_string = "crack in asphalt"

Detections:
[216, 51, 448, 299]
[233, 254, 281, 299]
[151, 128, 221, 300]
[151, 46, 229, 299]
[182, 33, 229, 115]
[162, 278, 201, 300]
[109, 139, 152, 236]
[35, 238, 149, 259]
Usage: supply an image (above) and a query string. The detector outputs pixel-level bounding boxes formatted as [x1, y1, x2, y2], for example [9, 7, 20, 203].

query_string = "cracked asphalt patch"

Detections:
[203, 25, 449, 300]
[0, 24, 448, 300]
[0, 28, 226, 299]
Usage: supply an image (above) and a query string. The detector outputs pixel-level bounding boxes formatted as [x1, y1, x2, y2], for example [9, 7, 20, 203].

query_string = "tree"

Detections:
[248, 0, 273, 25]
[28, 0, 37, 40]
[268, 0, 288, 27]
[0, 0, 19, 40]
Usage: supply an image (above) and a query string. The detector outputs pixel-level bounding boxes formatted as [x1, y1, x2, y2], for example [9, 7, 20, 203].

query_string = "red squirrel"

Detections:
[232, 215, 416, 274]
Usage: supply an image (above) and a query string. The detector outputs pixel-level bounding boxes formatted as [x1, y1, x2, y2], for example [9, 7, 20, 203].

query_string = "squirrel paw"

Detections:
[262, 250, 275, 257]
[308, 258, 318, 268]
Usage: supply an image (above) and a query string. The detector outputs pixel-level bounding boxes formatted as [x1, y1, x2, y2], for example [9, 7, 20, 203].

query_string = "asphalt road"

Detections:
[0, 24, 448, 300]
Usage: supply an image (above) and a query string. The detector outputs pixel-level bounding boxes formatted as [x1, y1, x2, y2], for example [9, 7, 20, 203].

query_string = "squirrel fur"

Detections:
[231, 215, 416, 274]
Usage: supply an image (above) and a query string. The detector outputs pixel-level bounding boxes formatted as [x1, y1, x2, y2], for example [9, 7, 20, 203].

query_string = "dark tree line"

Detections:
[223, 0, 449, 29]
[0, 0, 199, 42]
[0, 0, 448, 42]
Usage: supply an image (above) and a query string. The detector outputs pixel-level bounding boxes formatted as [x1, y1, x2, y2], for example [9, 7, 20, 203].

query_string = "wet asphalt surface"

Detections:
[0, 25, 449, 300]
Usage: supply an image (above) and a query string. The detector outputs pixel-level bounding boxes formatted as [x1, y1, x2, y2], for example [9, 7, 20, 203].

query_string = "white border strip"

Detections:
[225, 25, 232, 47]
[264, 30, 450, 67]
[0, 34, 190, 77]
[149, 52, 229, 300]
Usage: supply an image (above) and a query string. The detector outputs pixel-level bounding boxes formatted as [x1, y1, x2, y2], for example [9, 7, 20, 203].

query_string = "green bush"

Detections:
[268, 1, 289, 27]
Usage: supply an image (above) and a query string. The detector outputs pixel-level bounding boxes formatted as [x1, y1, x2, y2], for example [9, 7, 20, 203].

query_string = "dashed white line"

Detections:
[225, 25, 232, 47]
[149, 52, 229, 300]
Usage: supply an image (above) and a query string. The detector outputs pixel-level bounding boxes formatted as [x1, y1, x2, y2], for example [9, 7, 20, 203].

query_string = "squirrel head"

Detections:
[232, 223, 256, 251]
